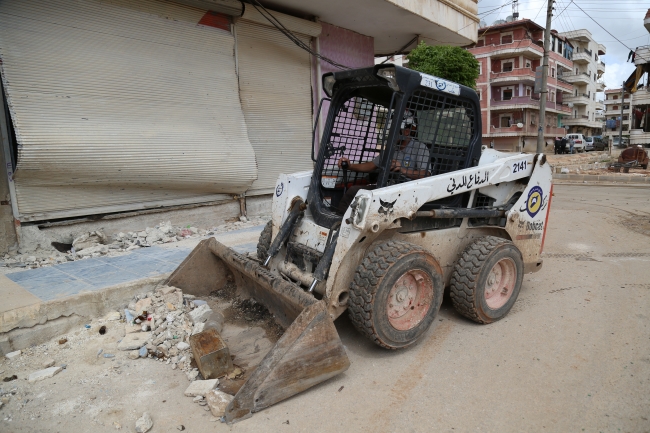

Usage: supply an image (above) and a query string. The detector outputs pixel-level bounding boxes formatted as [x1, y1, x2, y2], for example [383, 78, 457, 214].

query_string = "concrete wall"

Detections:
[312, 22, 374, 153]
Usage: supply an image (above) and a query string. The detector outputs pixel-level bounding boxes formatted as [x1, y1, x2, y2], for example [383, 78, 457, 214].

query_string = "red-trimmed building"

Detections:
[467, 20, 574, 152]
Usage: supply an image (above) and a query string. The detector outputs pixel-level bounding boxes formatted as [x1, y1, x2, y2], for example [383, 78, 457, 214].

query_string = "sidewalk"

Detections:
[0, 224, 264, 353]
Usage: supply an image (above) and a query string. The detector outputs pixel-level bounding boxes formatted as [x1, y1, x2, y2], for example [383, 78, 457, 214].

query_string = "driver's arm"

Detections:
[337, 157, 378, 173]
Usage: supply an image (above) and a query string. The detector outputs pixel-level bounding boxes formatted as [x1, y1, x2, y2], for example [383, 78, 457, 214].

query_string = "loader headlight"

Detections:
[376, 67, 400, 92]
[323, 74, 336, 97]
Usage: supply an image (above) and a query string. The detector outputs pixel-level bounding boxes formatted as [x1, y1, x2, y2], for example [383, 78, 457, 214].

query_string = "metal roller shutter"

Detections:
[235, 10, 320, 195]
[0, 0, 257, 221]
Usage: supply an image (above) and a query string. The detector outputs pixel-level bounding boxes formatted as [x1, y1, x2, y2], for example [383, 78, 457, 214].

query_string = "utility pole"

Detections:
[537, 0, 554, 153]
[618, 82, 625, 147]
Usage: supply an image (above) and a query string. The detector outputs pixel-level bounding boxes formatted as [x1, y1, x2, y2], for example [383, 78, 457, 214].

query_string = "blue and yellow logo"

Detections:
[526, 186, 543, 218]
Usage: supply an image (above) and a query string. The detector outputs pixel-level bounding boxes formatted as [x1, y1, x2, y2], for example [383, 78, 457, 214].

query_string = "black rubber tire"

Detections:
[348, 240, 444, 350]
[450, 236, 524, 324]
[256, 220, 272, 261]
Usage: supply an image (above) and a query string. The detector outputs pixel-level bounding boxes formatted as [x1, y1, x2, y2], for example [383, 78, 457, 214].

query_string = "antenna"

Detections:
[512, 0, 519, 20]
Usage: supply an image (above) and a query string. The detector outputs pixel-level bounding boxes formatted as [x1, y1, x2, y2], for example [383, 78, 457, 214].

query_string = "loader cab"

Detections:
[308, 65, 482, 229]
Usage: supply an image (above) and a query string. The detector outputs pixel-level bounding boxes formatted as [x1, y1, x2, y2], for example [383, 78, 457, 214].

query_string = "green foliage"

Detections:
[407, 42, 479, 89]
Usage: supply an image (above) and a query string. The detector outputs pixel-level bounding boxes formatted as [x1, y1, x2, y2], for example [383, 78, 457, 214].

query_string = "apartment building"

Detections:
[467, 19, 574, 152]
[558, 29, 606, 136]
[603, 88, 632, 140]
[624, 9, 650, 147]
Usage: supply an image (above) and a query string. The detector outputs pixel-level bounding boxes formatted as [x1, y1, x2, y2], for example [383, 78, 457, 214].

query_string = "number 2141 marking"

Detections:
[513, 160, 527, 173]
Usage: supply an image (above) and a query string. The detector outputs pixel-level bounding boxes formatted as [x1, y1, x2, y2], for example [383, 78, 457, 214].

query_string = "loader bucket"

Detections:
[165, 237, 350, 423]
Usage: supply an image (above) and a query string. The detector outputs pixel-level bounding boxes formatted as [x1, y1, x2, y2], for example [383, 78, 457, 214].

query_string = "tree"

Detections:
[407, 42, 479, 89]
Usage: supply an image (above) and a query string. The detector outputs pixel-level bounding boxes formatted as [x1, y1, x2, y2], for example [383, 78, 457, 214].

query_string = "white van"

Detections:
[565, 134, 586, 153]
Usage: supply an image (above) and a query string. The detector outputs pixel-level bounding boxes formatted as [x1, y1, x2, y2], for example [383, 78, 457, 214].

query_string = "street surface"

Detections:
[1, 185, 649, 432]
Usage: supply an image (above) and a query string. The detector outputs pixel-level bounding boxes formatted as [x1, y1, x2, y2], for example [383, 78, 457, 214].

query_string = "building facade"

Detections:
[624, 9, 650, 148]
[467, 20, 574, 152]
[557, 29, 606, 136]
[0, 0, 480, 252]
[603, 88, 632, 141]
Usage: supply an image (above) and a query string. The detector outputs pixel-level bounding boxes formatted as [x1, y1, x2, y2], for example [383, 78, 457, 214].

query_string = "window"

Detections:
[503, 89, 513, 100]
[558, 42, 563, 55]
[525, 61, 532, 68]
[526, 87, 531, 96]
[501, 33, 513, 44]
[476, 38, 485, 48]
[478, 90, 482, 100]
[478, 62, 482, 75]
[624, 94, 630, 99]
[613, 95, 619, 99]
[530, 114, 536, 125]
[500, 116, 511, 127]
[551, 67, 555, 77]
[623, 115, 629, 120]
[502, 62, 513, 72]
[613, 106, 618, 110]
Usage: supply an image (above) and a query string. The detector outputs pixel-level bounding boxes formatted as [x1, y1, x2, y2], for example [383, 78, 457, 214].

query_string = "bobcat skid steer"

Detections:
[166, 65, 553, 423]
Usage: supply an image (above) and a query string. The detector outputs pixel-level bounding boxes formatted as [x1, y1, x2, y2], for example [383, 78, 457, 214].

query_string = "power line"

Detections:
[249, 0, 350, 70]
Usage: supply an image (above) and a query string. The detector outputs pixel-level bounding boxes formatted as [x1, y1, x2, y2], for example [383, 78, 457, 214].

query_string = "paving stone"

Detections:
[117, 332, 151, 351]
[28, 366, 62, 383]
[183, 379, 219, 397]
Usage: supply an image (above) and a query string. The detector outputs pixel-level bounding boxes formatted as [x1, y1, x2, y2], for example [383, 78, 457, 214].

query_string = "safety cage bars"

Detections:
[317, 87, 477, 213]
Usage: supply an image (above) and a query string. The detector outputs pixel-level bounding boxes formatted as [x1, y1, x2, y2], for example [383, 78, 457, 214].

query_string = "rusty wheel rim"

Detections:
[386, 269, 433, 331]
[484, 258, 517, 310]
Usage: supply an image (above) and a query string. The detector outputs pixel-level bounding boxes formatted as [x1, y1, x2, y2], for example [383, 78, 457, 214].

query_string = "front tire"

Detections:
[450, 237, 523, 324]
[256, 220, 272, 260]
[348, 241, 444, 349]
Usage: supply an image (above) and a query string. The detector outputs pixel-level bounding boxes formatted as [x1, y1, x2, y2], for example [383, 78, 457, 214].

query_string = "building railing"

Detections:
[490, 68, 536, 79]
[490, 97, 571, 113]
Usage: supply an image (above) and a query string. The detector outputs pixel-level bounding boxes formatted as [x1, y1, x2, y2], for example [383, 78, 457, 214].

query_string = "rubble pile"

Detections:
[0, 216, 269, 270]
[118, 285, 225, 381]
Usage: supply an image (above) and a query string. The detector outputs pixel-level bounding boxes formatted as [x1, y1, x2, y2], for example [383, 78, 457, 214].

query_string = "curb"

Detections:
[553, 173, 650, 184]
[0, 274, 167, 355]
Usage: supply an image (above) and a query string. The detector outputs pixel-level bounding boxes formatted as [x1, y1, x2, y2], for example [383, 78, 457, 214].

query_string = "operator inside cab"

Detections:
[336, 111, 431, 212]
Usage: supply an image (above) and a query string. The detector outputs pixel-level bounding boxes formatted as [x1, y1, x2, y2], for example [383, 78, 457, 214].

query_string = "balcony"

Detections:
[634, 45, 650, 66]
[483, 39, 543, 60]
[562, 116, 603, 128]
[597, 61, 605, 74]
[555, 77, 574, 93]
[596, 80, 606, 91]
[560, 72, 591, 85]
[632, 88, 650, 106]
[488, 124, 566, 137]
[598, 44, 606, 56]
[489, 68, 535, 85]
[595, 101, 605, 110]
[563, 94, 590, 106]
[572, 51, 591, 64]
[490, 96, 571, 114]
[561, 29, 594, 43]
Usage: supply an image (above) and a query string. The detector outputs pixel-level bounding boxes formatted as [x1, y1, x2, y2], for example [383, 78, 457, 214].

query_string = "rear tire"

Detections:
[256, 220, 272, 260]
[450, 237, 523, 324]
[348, 240, 444, 350]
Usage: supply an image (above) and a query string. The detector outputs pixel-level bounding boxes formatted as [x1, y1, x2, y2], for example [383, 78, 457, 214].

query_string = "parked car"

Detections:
[565, 133, 586, 153]
[592, 136, 607, 151]
[584, 136, 595, 151]
[612, 136, 629, 148]
[618, 145, 649, 169]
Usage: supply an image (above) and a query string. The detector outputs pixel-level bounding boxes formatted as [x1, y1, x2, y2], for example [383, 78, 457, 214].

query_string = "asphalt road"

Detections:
[2, 185, 649, 433]
[233, 184, 650, 433]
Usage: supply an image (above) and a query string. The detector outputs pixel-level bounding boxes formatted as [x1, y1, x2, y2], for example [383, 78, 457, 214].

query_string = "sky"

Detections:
[477, 0, 649, 94]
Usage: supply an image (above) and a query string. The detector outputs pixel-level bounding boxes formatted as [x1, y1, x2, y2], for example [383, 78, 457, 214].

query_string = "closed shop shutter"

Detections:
[0, 0, 257, 221]
[235, 8, 321, 195]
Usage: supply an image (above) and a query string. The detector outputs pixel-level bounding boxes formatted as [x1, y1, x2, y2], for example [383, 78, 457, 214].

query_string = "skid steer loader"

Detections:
[166, 65, 553, 423]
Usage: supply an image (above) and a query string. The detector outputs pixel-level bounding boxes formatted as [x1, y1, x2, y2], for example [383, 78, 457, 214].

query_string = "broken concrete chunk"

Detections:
[5, 350, 21, 360]
[176, 341, 190, 351]
[135, 298, 152, 315]
[128, 350, 140, 360]
[205, 389, 234, 417]
[158, 286, 177, 296]
[135, 412, 153, 433]
[28, 366, 62, 383]
[189, 304, 213, 324]
[43, 359, 55, 368]
[183, 379, 219, 397]
[104, 311, 121, 321]
[72, 231, 107, 251]
[117, 332, 151, 351]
